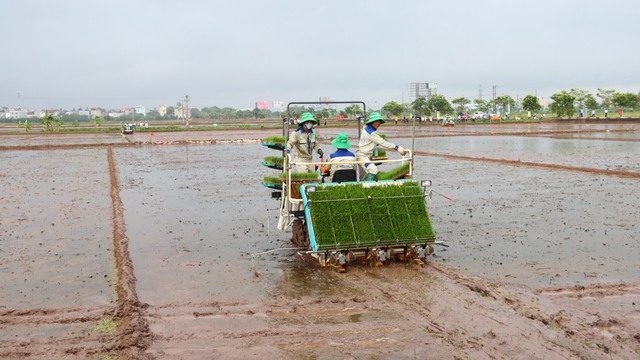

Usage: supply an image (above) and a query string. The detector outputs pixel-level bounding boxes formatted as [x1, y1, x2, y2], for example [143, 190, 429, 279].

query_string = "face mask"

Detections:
[304, 122, 313, 130]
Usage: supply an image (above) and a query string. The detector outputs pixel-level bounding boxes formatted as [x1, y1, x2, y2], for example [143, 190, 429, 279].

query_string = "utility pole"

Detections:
[182, 95, 189, 126]
[492, 85, 497, 113]
[185, 95, 190, 126]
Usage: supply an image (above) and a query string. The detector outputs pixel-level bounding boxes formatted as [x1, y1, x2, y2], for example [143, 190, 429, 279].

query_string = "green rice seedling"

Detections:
[315, 215, 336, 246]
[370, 214, 395, 241]
[327, 186, 349, 217]
[346, 184, 369, 215]
[279, 172, 319, 181]
[308, 189, 334, 246]
[332, 215, 357, 245]
[263, 135, 286, 144]
[385, 185, 415, 240]
[392, 214, 414, 240]
[351, 213, 375, 243]
[377, 163, 410, 180]
[402, 182, 435, 238]
[263, 176, 283, 185]
[263, 156, 284, 165]
[307, 182, 435, 248]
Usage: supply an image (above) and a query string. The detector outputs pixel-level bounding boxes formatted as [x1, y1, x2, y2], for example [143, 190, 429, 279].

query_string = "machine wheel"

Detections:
[292, 219, 309, 248]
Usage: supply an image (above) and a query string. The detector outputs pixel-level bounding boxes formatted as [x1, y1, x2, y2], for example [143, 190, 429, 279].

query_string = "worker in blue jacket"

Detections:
[324, 132, 356, 182]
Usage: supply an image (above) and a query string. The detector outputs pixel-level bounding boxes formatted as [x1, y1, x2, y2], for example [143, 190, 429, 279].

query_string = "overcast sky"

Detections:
[2, 0, 639, 111]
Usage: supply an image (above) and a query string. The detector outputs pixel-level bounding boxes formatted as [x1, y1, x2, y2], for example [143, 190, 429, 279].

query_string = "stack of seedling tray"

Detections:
[262, 136, 286, 190]
[301, 180, 435, 251]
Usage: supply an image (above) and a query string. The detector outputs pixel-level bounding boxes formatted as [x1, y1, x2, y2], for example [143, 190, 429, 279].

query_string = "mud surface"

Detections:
[1, 122, 639, 359]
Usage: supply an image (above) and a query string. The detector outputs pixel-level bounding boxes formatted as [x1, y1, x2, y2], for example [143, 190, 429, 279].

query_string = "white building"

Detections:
[10, 108, 28, 119]
[134, 105, 146, 116]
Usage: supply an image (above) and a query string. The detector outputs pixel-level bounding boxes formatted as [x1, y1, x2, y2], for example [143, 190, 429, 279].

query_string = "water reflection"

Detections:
[411, 135, 640, 173]
[271, 257, 360, 299]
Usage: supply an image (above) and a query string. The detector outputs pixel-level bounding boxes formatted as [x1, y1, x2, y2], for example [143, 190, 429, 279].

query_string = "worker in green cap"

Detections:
[356, 111, 406, 181]
[285, 112, 323, 173]
[325, 132, 356, 182]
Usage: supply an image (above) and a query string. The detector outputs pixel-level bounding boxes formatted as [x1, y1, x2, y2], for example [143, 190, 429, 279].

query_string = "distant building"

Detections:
[538, 98, 550, 110]
[134, 105, 146, 116]
[158, 104, 167, 117]
[174, 104, 190, 119]
[35, 109, 60, 117]
[90, 108, 103, 117]
[10, 108, 28, 119]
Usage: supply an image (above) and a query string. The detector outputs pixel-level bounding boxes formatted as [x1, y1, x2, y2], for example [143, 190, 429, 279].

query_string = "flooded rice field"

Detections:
[1, 121, 639, 359]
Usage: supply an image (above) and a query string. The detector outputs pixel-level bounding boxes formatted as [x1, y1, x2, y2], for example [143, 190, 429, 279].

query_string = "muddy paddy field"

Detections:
[1, 121, 639, 359]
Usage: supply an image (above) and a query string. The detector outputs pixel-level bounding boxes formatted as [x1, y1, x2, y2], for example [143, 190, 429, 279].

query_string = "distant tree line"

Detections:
[5, 88, 640, 130]
[382, 88, 640, 119]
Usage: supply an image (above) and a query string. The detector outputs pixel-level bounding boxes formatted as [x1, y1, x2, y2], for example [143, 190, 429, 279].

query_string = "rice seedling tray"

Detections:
[262, 135, 286, 150]
[301, 180, 435, 251]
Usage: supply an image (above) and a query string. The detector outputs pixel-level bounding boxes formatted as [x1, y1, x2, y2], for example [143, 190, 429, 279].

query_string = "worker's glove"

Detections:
[318, 148, 324, 157]
[397, 146, 406, 155]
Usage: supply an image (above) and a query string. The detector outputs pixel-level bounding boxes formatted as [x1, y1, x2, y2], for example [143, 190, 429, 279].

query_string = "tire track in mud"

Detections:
[106, 145, 154, 359]
[412, 150, 640, 178]
[330, 261, 639, 359]
[334, 264, 518, 359]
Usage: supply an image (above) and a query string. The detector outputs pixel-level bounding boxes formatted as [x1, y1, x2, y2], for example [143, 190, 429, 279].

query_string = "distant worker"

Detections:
[286, 112, 323, 173]
[356, 112, 406, 181]
[324, 132, 356, 182]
